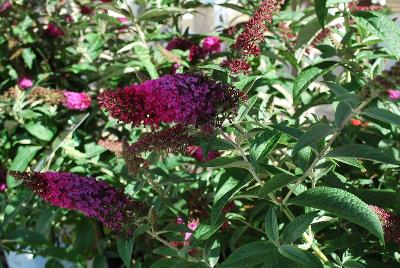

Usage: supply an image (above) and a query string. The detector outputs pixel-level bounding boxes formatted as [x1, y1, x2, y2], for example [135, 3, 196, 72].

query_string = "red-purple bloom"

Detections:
[45, 23, 64, 38]
[221, 59, 251, 74]
[370, 205, 400, 246]
[202, 36, 222, 54]
[80, 5, 92, 15]
[166, 37, 193, 51]
[186, 146, 220, 162]
[233, 0, 281, 57]
[348, 1, 382, 12]
[10, 171, 148, 231]
[63, 91, 91, 111]
[64, 15, 73, 23]
[387, 89, 400, 101]
[18, 77, 33, 90]
[189, 45, 206, 62]
[98, 73, 242, 127]
[0, 0, 11, 13]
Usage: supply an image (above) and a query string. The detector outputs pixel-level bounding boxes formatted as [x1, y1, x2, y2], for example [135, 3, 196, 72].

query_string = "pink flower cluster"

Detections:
[10, 171, 148, 231]
[63, 91, 91, 111]
[186, 146, 220, 162]
[0, 0, 11, 13]
[171, 217, 200, 248]
[98, 73, 241, 127]
[18, 77, 33, 90]
[387, 89, 400, 101]
[370, 205, 400, 246]
[348, 1, 382, 12]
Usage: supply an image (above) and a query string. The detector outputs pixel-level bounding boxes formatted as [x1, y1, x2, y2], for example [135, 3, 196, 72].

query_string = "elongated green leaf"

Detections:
[293, 61, 337, 103]
[314, 0, 327, 27]
[202, 157, 252, 170]
[250, 131, 282, 163]
[363, 107, 400, 126]
[139, 7, 186, 21]
[282, 212, 318, 244]
[278, 245, 323, 268]
[265, 207, 279, 244]
[7, 146, 41, 188]
[293, 123, 334, 155]
[220, 241, 278, 268]
[354, 11, 400, 59]
[326, 144, 399, 166]
[133, 42, 158, 79]
[335, 102, 352, 127]
[259, 173, 299, 196]
[289, 187, 384, 241]
[117, 238, 134, 268]
[25, 121, 55, 141]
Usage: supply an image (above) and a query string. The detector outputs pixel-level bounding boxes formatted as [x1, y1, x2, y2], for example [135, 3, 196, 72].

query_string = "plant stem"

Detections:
[221, 130, 330, 263]
[282, 97, 373, 204]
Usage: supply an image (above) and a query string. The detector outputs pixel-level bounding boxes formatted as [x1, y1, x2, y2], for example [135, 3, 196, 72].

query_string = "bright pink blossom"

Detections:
[63, 91, 91, 111]
[388, 89, 400, 101]
[186, 146, 220, 162]
[202, 36, 222, 54]
[18, 77, 33, 89]
[117, 17, 129, 24]
[0, 0, 11, 12]
[45, 23, 64, 38]
[10, 171, 148, 231]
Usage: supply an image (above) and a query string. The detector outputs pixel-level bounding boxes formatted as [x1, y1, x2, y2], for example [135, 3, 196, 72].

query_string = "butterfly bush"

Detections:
[10, 171, 147, 231]
[98, 73, 242, 127]
[3, 0, 400, 267]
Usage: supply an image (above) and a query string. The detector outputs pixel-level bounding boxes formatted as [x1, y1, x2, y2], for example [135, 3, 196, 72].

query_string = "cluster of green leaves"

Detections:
[1, 0, 400, 267]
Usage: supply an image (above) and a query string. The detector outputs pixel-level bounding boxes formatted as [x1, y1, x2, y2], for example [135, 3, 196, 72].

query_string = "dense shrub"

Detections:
[1, 0, 400, 267]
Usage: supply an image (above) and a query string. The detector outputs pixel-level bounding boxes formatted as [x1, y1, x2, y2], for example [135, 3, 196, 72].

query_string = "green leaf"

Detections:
[220, 241, 278, 268]
[139, 7, 187, 21]
[281, 212, 318, 244]
[289, 187, 384, 241]
[362, 107, 400, 126]
[74, 219, 95, 254]
[293, 123, 334, 155]
[117, 237, 134, 268]
[250, 130, 282, 163]
[293, 61, 337, 103]
[314, 0, 327, 27]
[354, 11, 400, 59]
[265, 207, 279, 244]
[202, 157, 252, 170]
[7, 146, 41, 188]
[150, 258, 208, 268]
[208, 240, 220, 267]
[326, 144, 399, 166]
[25, 121, 55, 141]
[355, 189, 395, 209]
[133, 42, 158, 79]
[22, 48, 36, 69]
[259, 173, 299, 196]
[278, 245, 323, 268]
[335, 102, 352, 127]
